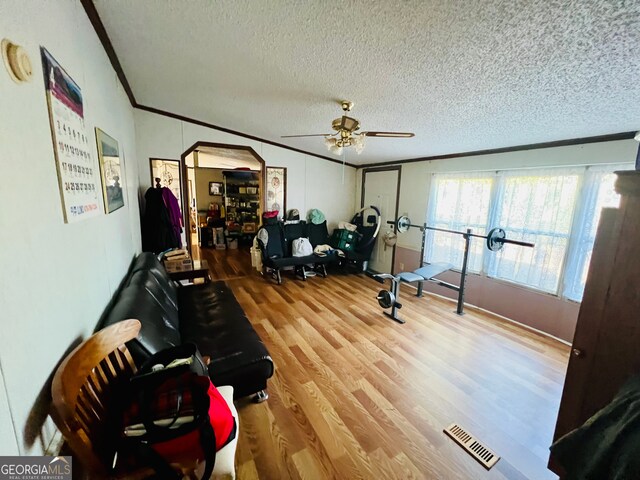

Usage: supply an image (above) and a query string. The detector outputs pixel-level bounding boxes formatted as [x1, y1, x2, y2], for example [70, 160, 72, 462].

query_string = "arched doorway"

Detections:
[180, 142, 266, 268]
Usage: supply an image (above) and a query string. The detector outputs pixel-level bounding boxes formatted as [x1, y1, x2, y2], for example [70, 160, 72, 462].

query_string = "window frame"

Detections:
[424, 163, 633, 300]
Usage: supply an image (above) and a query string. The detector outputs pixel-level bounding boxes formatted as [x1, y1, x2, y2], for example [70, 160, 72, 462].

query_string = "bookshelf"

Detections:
[223, 170, 260, 235]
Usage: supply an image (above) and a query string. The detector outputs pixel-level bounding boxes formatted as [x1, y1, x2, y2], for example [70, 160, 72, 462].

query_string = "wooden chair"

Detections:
[50, 319, 199, 479]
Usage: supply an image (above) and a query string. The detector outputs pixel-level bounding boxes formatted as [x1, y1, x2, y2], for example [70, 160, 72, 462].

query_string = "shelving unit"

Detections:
[223, 170, 261, 237]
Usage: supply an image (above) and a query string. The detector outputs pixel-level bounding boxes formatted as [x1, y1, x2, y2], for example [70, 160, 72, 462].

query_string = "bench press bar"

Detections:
[376, 219, 534, 319]
[386, 220, 535, 249]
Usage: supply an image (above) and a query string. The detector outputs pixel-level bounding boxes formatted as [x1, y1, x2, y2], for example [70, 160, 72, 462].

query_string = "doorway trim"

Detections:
[180, 141, 267, 256]
[361, 165, 402, 274]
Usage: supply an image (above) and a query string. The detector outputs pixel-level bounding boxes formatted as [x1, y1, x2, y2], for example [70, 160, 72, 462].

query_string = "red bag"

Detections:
[121, 344, 235, 479]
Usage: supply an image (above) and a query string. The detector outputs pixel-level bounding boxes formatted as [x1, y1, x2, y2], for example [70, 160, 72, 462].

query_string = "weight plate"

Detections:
[377, 290, 395, 309]
[487, 227, 506, 252]
[396, 215, 411, 233]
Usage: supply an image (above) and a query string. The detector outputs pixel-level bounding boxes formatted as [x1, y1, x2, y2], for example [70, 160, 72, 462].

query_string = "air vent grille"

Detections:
[443, 423, 500, 470]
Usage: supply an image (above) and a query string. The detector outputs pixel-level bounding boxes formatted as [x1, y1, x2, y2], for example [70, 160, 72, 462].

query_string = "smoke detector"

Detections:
[2, 39, 32, 83]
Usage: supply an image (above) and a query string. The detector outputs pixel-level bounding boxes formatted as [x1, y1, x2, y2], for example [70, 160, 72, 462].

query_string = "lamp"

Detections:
[324, 137, 343, 156]
[352, 133, 366, 154]
[324, 132, 365, 156]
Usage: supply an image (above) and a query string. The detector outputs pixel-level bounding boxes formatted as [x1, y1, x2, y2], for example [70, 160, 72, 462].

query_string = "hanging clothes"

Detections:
[551, 374, 640, 479]
[141, 187, 179, 253]
[161, 187, 183, 248]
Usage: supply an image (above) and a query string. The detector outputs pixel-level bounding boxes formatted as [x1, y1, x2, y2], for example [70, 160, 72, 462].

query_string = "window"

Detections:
[486, 169, 581, 293]
[562, 167, 627, 301]
[425, 173, 493, 273]
[425, 164, 632, 300]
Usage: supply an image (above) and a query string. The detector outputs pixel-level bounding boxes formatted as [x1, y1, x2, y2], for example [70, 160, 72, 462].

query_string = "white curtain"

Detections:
[485, 168, 582, 293]
[562, 164, 633, 301]
[425, 172, 494, 272]
[425, 164, 634, 299]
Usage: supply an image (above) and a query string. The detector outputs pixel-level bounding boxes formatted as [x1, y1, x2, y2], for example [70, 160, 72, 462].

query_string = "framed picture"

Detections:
[209, 181, 223, 196]
[266, 166, 287, 217]
[150, 158, 183, 211]
[95, 128, 125, 214]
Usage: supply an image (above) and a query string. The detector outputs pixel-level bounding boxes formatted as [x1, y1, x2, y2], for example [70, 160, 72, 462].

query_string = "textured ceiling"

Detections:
[196, 147, 261, 170]
[94, 0, 640, 165]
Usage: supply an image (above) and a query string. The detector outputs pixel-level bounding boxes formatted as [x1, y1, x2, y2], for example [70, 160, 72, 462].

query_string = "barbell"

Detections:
[391, 215, 534, 252]
[377, 289, 396, 309]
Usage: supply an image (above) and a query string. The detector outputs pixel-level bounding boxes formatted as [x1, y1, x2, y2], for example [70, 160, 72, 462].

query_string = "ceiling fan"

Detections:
[281, 101, 415, 156]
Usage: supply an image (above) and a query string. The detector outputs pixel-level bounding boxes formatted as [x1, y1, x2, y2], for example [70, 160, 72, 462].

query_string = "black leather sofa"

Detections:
[98, 252, 273, 400]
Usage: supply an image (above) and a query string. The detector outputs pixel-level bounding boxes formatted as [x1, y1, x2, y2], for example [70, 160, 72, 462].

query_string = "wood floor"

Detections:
[201, 247, 570, 480]
[193, 239, 256, 280]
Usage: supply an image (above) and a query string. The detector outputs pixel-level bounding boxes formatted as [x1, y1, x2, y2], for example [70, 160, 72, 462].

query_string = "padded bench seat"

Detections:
[414, 263, 454, 279]
[398, 262, 453, 283]
[398, 271, 425, 283]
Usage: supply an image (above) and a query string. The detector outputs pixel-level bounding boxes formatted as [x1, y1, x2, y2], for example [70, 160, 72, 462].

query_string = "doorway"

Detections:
[361, 166, 401, 274]
[180, 142, 266, 279]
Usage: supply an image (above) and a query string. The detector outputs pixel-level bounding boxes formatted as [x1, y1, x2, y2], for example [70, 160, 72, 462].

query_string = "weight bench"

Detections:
[374, 262, 457, 323]
[397, 262, 455, 297]
[375, 218, 536, 322]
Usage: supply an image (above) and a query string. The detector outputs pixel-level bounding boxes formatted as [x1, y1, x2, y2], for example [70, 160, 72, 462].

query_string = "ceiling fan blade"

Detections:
[363, 131, 415, 138]
[280, 134, 332, 138]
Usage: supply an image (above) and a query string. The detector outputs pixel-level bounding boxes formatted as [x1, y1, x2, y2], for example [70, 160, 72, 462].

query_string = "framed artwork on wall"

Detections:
[209, 181, 223, 196]
[41, 47, 102, 223]
[266, 166, 287, 217]
[150, 158, 183, 211]
[95, 128, 125, 214]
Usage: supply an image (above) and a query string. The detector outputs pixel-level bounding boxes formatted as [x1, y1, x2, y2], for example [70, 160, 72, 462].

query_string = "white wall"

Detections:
[0, 365, 19, 455]
[357, 139, 638, 341]
[0, 0, 140, 454]
[134, 110, 357, 230]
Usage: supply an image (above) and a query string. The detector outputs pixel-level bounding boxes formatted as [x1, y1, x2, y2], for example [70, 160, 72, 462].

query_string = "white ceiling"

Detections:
[196, 147, 261, 170]
[94, 0, 640, 165]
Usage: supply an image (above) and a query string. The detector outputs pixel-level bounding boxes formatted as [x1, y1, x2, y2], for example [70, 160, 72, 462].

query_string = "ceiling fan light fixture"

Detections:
[325, 136, 344, 156]
[342, 116, 359, 132]
[282, 101, 414, 155]
[324, 136, 336, 150]
[353, 133, 366, 154]
[332, 145, 344, 156]
[333, 115, 360, 133]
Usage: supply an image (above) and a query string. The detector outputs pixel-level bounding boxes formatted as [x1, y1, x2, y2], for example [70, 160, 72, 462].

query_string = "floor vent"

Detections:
[443, 423, 500, 470]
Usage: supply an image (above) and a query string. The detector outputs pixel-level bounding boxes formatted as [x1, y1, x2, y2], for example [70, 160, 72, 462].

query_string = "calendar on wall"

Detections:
[41, 47, 102, 223]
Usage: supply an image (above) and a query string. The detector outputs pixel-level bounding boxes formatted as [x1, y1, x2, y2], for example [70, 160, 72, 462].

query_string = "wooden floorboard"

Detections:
[203, 248, 569, 479]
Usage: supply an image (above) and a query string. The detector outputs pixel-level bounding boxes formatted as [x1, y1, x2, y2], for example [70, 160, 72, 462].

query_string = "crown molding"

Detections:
[80, 0, 136, 106]
[356, 131, 637, 169]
